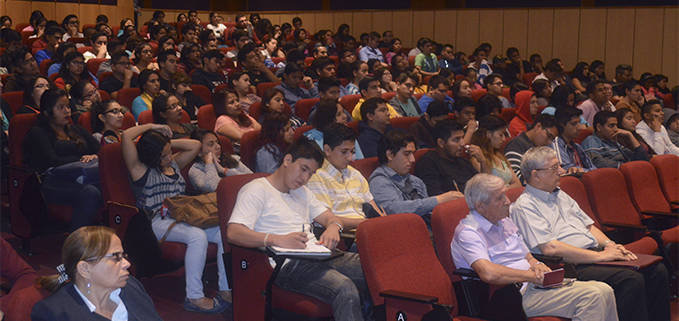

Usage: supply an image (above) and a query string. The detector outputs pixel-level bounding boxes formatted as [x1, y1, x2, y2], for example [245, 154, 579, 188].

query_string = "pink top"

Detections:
[214, 114, 257, 137]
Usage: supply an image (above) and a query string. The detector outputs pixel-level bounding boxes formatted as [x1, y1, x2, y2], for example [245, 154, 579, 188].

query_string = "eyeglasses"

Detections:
[105, 108, 126, 115]
[70, 61, 85, 66]
[82, 91, 99, 99]
[536, 163, 561, 173]
[545, 130, 556, 141]
[68, 20, 79, 25]
[115, 62, 131, 66]
[85, 251, 128, 262]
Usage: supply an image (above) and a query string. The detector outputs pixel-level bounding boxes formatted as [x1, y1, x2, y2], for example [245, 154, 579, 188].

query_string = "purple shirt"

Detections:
[451, 211, 531, 273]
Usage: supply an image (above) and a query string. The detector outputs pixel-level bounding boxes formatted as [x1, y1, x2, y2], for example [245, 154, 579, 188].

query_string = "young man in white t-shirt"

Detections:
[227, 138, 369, 321]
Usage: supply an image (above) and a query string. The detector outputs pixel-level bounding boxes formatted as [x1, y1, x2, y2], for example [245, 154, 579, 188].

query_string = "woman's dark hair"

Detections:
[347, 60, 365, 81]
[249, 13, 261, 24]
[389, 38, 401, 53]
[176, 13, 187, 22]
[334, 24, 350, 41]
[138, 69, 159, 92]
[590, 60, 606, 79]
[228, 71, 247, 90]
[549, 85, 574, 109]
[133, 42, 152, 65]
[293, 28, 307, 42]
[37, 89, 85, 147]
[257, 112, 291, 165]
[137, 129, 171, 172]
[61, 14, 77, 30]
[58, 51, 91, 86]
[367, 59, 381, 74]
[90, 99, 120, 133]
[31, 17, 47, 36]
[475, 94, 503, 120]
[312, 99, 341, 131]
[451, 79, 468, 101]
[190, 128, 239, 168]
[51, 42, 76, 65]
[180, 43, 201, 70]
[23, 75, 55, 108]
[151, 92, 174, 124]
[571, 62, 590, 82]
[69, 80, 94, 103]
[213, 88, 252, 127]
[254, 18, 272, 41]
[158, 35, 174, 49]
[471, 114, 509, 165]
[260, 87, 286, 114]
[119, 18, 132, 31]
[615, 108, 656, 155]
[373, 67, 391, 89]
[37, 226, 115, 293]
[531, 79, 551, 98]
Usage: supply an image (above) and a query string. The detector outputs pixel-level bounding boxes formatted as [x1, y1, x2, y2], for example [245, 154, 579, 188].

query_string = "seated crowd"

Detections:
[0, 9, 677, 321]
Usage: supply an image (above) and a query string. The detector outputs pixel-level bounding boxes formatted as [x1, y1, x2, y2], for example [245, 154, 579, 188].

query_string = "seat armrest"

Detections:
[453, 268, 480, 279]
[602, 222, 649, 231]
[531, 253, 563, 264]
[641, 210, 679, 219]
[379, 290, 439, 304]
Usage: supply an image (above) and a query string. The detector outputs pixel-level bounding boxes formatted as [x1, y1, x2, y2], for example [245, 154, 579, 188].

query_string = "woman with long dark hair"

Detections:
[255, 112, 293, 173]
[385, 38, 406, 65]
[570, 62, 592, 93]
[178, 43, 201, 75]
[213, 89, 260, 151]
[228, 71, 261, 113]
[590, 60, 606, 80]
[470, 115, 521, 188]
[55, 51, 98, 90]
[90, 99, 125, 144]
[23, 89, 102, 232]
[18, 75, 56, 114]
[131, 42, 159, 73]
[258, 87, 305, 129]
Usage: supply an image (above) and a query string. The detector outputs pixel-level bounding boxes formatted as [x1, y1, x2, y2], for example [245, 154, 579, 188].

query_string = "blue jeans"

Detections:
[41, 175, 102, 232]
[275, 252, 368, 321]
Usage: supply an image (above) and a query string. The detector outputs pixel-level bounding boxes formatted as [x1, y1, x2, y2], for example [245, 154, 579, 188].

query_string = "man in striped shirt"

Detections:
[307, 123, 385, 230]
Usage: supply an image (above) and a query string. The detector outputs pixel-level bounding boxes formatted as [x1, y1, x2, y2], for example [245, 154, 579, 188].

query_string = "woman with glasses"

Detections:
[23, 89, 102, 232]
[55, 51, 98, 90]
[131, 70, 161, 121]
[91, 100, 126, 144]
[121, 124, 232, 314]
[70, 80, 102, 117]
[18, 75, 56, 114]
[61, 14, 83, 42]
[152, 92, 196, 139]
[32, 226, 163, 320]
[131, 43, 159, 74]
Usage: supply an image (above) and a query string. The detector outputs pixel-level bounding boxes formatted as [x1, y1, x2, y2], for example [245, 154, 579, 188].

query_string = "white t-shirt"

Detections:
[207, 23, 227, 39]
[229, 177, 329, 235]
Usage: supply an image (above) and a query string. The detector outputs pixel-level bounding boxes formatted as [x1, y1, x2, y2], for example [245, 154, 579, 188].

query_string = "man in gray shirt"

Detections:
[510, 146, 670, 321]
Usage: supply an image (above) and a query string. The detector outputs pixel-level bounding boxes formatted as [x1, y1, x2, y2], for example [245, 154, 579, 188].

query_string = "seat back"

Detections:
[86, 58, 107, 76]
[350, 157, 380, 180]
[256, 82, 281, 97]
[116, 88, 141, 110]
[2, 91, 25, 116]
[77, 111, 136, 134]
[650, 155, 679, 205]
[216, 172, 270, 242]
[559, 176, 600, 229]
[98, 71, 114, 84]
[357, 213, 454, 309]
[294, 98, 319, 122]
[8, 114, 38, 167]
[411, 148, 432, 174]
[293, 124, 314, 141]
[471, 89, 487, 102]
[137, 109, 191, 125]
[620, 161, 671, 213]
[390, 116, 419, 130]
[523, 72, 539, 85]
[248, 101, 292, 122]
[339, 94, 361, 114]
[39, 58, 51, 76]
[573, 128, 592, 144]
[239, 129, 261, 171]
[98, 143, 137, 206]
[190, 84, 212, 103]
[381, 91, 396, 102]
[505, 186, 525, 203]
[197, 104, 217, 130]
[582, 168, 641, 227]
[499, 108, 516, 125]
[431, 197, 470, 285]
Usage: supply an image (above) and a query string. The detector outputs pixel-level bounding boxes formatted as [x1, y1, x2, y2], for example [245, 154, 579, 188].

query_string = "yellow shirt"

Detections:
[351, 98, 402, 121]
[306, 160, 373, 219]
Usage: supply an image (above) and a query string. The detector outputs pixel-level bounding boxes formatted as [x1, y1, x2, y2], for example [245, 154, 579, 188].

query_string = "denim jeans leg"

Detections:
[275, 253, 365, 321]
[41, 175, 102, 232]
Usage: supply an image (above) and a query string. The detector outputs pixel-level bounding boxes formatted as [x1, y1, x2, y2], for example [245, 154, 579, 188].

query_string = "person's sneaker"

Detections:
[183, 297, 229, 314]
[214, 293, 233, 311]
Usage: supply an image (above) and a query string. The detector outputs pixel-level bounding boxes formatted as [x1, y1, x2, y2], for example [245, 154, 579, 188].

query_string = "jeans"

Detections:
[41, 175, 102, 232]
[275, 252, 367, 321]
[152, 217, 229, 299]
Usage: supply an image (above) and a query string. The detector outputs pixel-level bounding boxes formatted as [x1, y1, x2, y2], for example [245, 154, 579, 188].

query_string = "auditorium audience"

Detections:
[131, 69, 161, 120]
[390, 55, 409, 80]
[635, 100, 679, 155]
[83, 32, 110, 62]
[275, 62, 319, 112]
[255, 112, 293, 173]
[578, 79, 615, 126]
[357, 97, 392, 158]
[418, 75, 453, 113]
[464, 67, 483, 90]
[408, 100, 449, 148]
[100, 51, 137, 100]
[581, 110, 647, 168]
[550, 107, 596, 172]
[170, 71, 204, 121]
[570, 61, 592, 94]
[31, 226, 163, 320]
[238, 43, 280, 86]
[18, 75, 55, 114]
[90, 99, 125, 144]
[438, 44, 463, 75]
[188, 129, 252, 193]
[206, 11, 227, 41]
[305, 98, 364, 159]
[213, 89, 260, 148]
[258, 87, 305, 129]
[307, 56, 336, 81]
[121, 124, 231, 314]
[34, 26, 64, 66]
[510, 146, 670, 321]
[24, 89, 102, 232]
[340, 60, 368, 96]
[4, 46, 40, 92]
[504, 114, 559, 184]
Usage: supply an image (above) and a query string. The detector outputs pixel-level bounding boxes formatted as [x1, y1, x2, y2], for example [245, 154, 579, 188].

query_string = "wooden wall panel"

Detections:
[332, 12, 352, 36]
[314, 12, 334, 33]
[6, 1, 32, 28]
[455, 10, 479, 55]
[478, 10, 503, 56]
[434, 10, 456, 47]
[526, 9, 553, 62]
[117, 5, 136, 29]
[352, 11, 372, 38]
[279, 13, 296, 27]
[412, 11, 435, 48]
[633, 8, 664, 75]
[372, 11, 392, 36]
[604, 8, 635, 78]
[99, 5, 118, 26]
[578, 9, 607, 66]
[266, 13, 281, 26]
[661, 8, 678, 82]
[32, 2, 56, 21]
[80, 4, 101, 26]
[392, 11, 413, 47]
[502, 10, 528, 60]
[552, 9, 580, 69]
[139, 11, 154, 26]
[296, 12, 316, 33]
